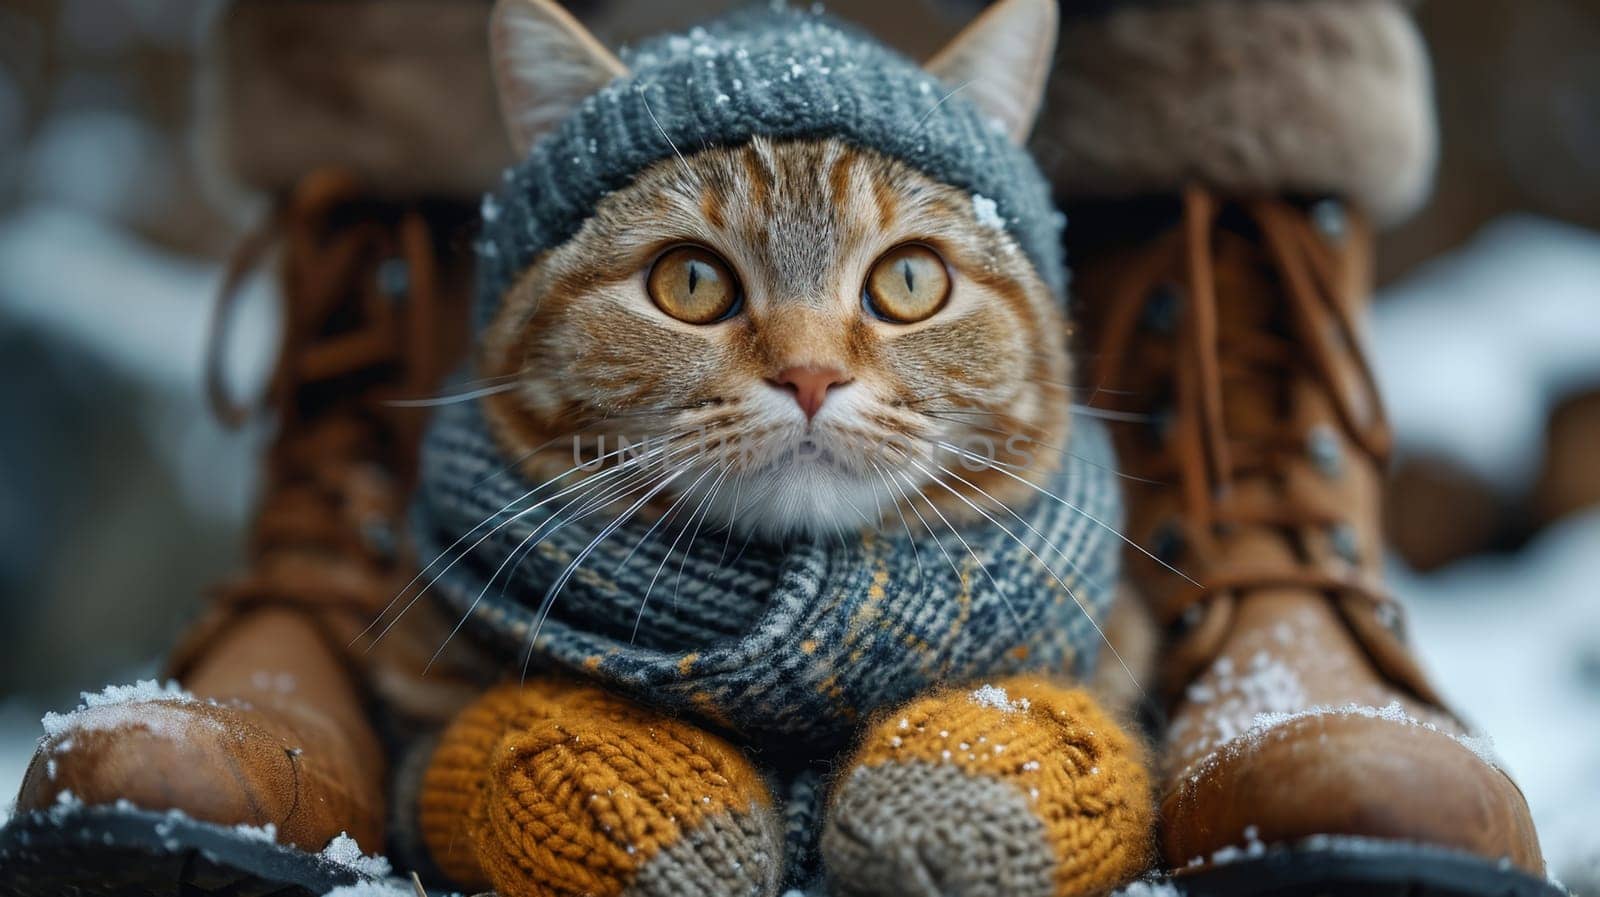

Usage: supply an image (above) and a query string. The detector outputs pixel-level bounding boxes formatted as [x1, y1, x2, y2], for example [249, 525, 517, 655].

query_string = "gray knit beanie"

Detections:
[476, 5, 1067, 327]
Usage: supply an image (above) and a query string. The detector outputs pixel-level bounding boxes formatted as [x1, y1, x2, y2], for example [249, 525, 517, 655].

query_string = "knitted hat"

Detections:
[476, 5, 1067, 328]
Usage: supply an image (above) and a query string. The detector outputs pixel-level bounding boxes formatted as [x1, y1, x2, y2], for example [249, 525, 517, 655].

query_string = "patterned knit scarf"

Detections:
[410, 397, 1123, 760]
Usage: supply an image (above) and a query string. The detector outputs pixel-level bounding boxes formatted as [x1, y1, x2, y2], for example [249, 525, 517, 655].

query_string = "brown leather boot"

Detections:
[1042, 3, 1557, 893]
[2, 170, 486, 896]
[1069, 188, 1553, 895]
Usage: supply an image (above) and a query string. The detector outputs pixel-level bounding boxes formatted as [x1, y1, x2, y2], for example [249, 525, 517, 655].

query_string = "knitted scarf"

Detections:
[410, 397, 1122, 760]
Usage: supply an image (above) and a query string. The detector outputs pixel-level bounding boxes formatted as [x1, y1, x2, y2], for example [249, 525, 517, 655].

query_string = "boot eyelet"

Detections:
[1150, 405, 1177, 445]
[1170, 603, 1206, 638]
[361, 517, 398, 561]
[1141, 283, 1183, 333]
[1311, 199, 1347, 242]
[377, 257, 410, 301]
[1307, 425, 1343, 478]
[1150, 521, 1186, 566]
[1375, 600, 1408, 642]
[1329, 523, 1361, 565]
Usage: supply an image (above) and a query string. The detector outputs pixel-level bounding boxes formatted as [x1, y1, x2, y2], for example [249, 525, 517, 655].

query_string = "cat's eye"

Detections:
[863, 244, 950, 324]
[647, 245, 742, 324]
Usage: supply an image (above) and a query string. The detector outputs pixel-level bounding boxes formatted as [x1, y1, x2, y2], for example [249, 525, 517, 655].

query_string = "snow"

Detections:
[74, 679, 193, 708]
[971, 194, 1004, 231]
[1399, 510, 1600, 893]
[0, 204, 273, 522]
[19, 111, 175, 222]
[1245, 701, 1502, 768]
[1368, 219, 1600, 891]
[321, 883, 415, 897]
[1166, 649, 1309, 759]
[249, 671, 297, 694]
[232, 821, 278, 843]
[1115, 879, 1182, 896]
[42, 700, 229, 746]
[0, 207, 209, 379]
[1370, 215, 1600, 492]
[319, 831, 394, 879]
[39, 679, 201, 737]
[970, 683, 1030, 713]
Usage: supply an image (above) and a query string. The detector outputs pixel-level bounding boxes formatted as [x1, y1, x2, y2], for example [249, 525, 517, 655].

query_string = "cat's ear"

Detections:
[490, 0, 628, 157]
[924, 0, 1058, 143]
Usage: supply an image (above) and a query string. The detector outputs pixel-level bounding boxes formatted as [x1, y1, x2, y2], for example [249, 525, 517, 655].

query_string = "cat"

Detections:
[406, 1, 1157, 895]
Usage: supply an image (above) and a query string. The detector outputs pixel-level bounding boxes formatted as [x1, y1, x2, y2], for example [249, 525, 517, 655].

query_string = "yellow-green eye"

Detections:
[647, 245, 741, 324]
[863, 244, 950, 324]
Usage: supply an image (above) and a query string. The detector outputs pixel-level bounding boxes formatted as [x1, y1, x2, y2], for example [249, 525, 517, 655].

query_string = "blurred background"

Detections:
[0, 0, 1595, 891]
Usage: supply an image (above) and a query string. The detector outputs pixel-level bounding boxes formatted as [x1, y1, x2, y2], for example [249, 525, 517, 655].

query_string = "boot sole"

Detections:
[0, 802, 383, 897]
[1134, 835, 1566, 897]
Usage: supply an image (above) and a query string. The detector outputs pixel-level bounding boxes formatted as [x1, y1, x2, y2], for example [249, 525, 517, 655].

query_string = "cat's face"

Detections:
[480, 0, 1064, 538]
[482, 137, 1068, 537]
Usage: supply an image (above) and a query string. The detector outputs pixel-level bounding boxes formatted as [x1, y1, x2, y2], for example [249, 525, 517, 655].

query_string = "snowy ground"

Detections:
[1372, 216, 1600, 893]
[0, 208, 1596, 892]
[1399, 516, 1600, 892]
[1370, 215, 1600, 494]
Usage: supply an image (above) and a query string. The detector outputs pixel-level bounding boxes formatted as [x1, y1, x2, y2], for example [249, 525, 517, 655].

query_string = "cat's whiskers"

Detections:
[470, 409, 698, 491]
[628, 462, 725, 644]
[359, 426, 661, 645]
[922, 456, 1100, 592]
[891, 468, 1023, 631]
[914, 79, 972, 128]
[635, 85, 701, 189]
[609, 444, 737, 583]
[853, 442, 894, 531]
[426, 451, 672, 671]
[521, 459, 695, 682]
[367, 432, 699, 649]
[383, 380, 521, 408]
[898, 390, 989, 411]
[915, 455, 1144, 697]
[868, 459, 924, 577]
[670, 464, 734, 611]
[489, 441, 695, 611]
[917, 410, 1168, 486]
[932, 440, 1200, 587]
[1069, 404, 1153, 424]
[712, 471, 746, 572]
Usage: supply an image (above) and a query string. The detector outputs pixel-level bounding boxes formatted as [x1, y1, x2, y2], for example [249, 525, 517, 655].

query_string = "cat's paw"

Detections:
[822, 677, 1153, 897]
[420, 681, 783, 897]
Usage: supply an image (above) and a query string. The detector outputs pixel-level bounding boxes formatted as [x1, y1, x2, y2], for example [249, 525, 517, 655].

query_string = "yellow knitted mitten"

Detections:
[822, 676, 1153, 897]
[418, 679, 783, 897]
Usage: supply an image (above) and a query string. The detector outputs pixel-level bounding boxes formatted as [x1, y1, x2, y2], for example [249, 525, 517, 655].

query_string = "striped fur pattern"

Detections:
[481, 138, 1072, 538]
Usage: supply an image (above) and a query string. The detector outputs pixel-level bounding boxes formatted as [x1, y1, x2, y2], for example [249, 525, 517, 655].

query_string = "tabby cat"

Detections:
[407, 1, 1155, 895]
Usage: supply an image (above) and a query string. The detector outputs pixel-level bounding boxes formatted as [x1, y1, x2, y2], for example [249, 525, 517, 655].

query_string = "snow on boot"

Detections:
[3, 168, 486, 896]
[1046, 2, 1558, 894]
[1075, 189, 1551, 897]
[0, 2, 507, 891]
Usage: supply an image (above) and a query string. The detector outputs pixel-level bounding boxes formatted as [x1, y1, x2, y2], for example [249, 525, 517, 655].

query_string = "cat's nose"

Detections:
[768, 366, 852, 420]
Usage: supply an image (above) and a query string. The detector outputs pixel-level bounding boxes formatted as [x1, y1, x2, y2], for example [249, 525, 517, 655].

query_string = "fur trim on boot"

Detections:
[1035, 0, 1436, 224]
[206, 0, 513, 197]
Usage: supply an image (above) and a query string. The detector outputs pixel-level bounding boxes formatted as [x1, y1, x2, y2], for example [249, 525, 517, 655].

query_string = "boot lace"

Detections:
[203, 169, 453, 615]
[1088, 187, 1395, 629]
